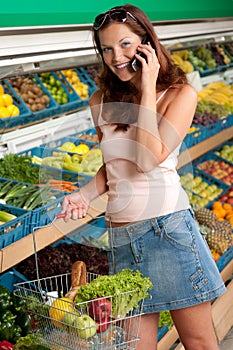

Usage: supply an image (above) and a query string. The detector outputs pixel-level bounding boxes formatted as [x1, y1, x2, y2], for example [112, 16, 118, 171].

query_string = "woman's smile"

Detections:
[99, 22, 141, 81]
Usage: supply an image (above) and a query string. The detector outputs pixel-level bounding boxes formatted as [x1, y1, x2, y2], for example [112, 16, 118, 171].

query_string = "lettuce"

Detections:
[75, 269, 153, 318]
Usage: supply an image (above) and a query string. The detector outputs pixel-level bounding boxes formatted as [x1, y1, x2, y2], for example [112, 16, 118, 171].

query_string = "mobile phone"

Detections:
[130, 37, 149, 72]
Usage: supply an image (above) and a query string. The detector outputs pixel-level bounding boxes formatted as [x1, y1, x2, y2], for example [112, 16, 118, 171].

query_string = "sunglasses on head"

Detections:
[93, 8, 138, 30]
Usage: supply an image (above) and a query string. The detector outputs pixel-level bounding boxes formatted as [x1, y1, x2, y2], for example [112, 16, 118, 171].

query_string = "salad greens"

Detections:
[75, 269, 153, 318]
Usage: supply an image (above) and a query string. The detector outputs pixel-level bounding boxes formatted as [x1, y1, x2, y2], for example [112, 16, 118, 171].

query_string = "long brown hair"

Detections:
[92, 3, 187, 129]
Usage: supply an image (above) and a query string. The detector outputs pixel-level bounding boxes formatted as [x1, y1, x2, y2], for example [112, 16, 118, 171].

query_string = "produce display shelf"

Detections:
[19, 146, 93, 185]
[73, 126, 99, 144]
[178, 165, 229, 209]
[0, 203, 31, 249]
[212, 140, 233, 166]
[39, 71, 84, 114]
[5, 75, 60, 123]
[193, 151, 233, 189]
[0, 80, 32, 132]
[56, 68, 97, 110]
[40, 135, 98, 150]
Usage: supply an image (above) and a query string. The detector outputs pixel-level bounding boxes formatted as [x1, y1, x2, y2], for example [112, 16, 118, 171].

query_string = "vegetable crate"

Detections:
[0, 80, 32, 132]
[20, 147, 93, 186]
[14, 272, 144, 350]
[0, 204, 31, 249]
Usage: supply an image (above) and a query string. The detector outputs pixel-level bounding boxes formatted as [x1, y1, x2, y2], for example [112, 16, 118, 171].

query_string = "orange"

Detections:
[212, 201, 222, 209]
[2, 94, 13, 107]
[223, 203, 232, 211]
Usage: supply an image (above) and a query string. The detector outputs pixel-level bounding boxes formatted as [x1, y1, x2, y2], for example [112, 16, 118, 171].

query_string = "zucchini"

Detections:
[0, 210, 17, 222]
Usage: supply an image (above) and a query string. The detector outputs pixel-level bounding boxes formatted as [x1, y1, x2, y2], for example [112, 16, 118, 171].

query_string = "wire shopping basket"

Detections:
[13, 271, 144, 350]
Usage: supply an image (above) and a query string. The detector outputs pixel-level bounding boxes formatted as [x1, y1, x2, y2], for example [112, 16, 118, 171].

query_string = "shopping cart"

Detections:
[13, 272, 144, 350]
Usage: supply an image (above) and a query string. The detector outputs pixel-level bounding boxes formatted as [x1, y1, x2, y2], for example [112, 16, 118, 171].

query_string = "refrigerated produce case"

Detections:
[0, 11, 233, 350]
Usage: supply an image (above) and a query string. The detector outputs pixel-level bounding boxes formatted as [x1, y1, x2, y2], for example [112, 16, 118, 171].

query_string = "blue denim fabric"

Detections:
[107, 209, 226, 312]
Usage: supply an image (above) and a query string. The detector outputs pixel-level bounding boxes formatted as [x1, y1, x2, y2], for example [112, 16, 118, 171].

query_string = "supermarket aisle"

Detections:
[219, 327, 233, 350]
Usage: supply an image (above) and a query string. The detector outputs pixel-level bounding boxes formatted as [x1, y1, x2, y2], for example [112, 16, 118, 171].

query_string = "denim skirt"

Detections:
[107, 208, 226, 313]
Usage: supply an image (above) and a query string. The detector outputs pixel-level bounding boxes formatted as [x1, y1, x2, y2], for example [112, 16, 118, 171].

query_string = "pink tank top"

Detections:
[98, 91, 190, 222]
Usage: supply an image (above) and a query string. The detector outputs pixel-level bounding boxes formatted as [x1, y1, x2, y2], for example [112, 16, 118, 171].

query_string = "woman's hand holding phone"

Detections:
[134, 40, 160, 93]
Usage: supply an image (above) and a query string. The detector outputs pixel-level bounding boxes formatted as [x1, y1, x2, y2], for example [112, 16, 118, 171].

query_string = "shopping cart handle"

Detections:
[56, 213, 66, 219]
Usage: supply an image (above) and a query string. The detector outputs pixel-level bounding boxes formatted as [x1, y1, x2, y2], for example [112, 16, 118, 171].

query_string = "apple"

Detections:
[62, 311, 80, 330]
[96, 316, 110, 333]
[75, 314, 97, 339]
[88, 298, 112, 321]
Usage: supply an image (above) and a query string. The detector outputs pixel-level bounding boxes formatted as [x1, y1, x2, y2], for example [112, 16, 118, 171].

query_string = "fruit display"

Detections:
[171, 50, 194, 73]
[39, 72, 68, 105]
[212, 201, 233, 227]
[197, 158, 233, 186]
[210, 44, 231, 65]
[194, 100, 231, 126]
[188, 50, 206, 73]
[192, 47, 217, 69]
[32, 148, 103, 177]
[215, 143, 233, 164]
[180, 172, 223, 208]
[197, 81, 233, 108]
[224, 42, 233, 58]
[59, 69, 89, 99]
[8, 76, 51, 112]
[219, 187, 233, 206]
[194, 207, 232, 254]
[0, 84, 20, 118]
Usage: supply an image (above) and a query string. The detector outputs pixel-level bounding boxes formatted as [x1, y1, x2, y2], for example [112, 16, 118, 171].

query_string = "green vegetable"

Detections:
[0, 310, 21, 343]
[0, 154, 39, 184]
[0, 287, 31, 343]
[0, 211, 17, 223]
[0, 286, 13, 311]
[158, 310, 173, 329]
[75, 269, 153, 318]
[13, 334, 50, 350]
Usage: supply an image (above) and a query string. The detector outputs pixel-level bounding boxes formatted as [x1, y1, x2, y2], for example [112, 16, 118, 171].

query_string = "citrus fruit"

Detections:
[0, 106, 10, 118]
[59, 142, 76, 152]
[0, 85, 4, 95]
[0, 96, 5, 107]
[2, 94, 13, 107]
[7, 104, 20, 117]
[75, 143, 90, 155]
[49, 297, 75, 328]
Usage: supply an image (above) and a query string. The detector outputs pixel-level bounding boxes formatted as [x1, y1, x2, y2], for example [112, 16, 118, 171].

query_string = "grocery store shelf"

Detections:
[0, 107, 93, 155]
[0, 18, 233, 78]
[177, 125, 233, 169]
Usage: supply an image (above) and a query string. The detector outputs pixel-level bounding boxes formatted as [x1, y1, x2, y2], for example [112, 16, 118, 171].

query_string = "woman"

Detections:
[62, 4, 226, 349]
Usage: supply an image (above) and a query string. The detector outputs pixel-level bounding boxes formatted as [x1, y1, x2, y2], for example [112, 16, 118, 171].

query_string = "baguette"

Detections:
[65, 261, 87, 301]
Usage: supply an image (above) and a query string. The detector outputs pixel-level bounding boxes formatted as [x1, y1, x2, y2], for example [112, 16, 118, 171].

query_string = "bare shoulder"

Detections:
[173, 83, 198, 102]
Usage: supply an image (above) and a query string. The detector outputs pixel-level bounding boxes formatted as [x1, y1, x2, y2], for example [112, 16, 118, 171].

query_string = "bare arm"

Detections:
[134, 43, 198, 172]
